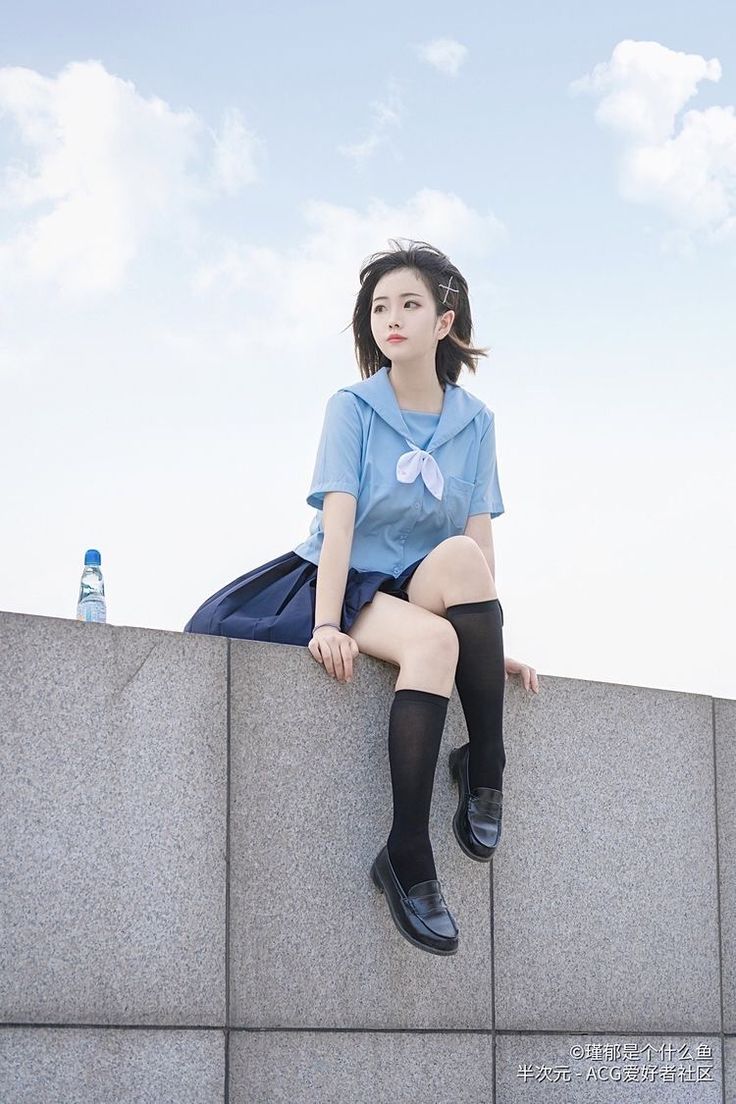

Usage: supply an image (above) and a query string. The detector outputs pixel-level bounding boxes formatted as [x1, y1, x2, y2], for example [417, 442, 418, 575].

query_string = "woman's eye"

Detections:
[373, 301, 419, 312]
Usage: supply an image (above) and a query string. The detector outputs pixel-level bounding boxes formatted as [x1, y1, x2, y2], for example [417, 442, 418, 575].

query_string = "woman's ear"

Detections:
[439, 309, 455, 336]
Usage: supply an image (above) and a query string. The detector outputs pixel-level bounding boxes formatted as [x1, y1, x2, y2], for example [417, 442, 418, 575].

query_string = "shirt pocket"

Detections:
[444, 474, 475, 529]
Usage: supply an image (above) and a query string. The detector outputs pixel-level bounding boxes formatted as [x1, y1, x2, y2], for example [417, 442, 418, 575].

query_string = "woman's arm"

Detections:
[314, 492, 357, 628]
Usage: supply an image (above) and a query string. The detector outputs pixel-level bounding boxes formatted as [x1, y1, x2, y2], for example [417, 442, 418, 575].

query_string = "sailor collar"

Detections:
[338, 364, 485, 501]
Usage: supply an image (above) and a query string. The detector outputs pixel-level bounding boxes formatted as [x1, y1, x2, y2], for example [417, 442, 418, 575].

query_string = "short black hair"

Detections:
[344, 237, 490, 386]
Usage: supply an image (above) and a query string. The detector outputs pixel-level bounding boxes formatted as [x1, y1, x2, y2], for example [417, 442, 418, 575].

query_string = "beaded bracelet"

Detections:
[313, 621, 340, 634]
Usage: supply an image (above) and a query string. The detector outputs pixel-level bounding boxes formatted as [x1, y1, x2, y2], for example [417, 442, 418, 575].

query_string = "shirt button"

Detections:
[414, 503, 420, 511]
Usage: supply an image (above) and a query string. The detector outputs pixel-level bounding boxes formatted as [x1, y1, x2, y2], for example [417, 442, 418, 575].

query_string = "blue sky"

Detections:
[0, 1, 733, 697]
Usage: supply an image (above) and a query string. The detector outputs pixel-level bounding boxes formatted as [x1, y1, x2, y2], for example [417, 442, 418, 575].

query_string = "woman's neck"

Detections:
[387, 364, 445, 413]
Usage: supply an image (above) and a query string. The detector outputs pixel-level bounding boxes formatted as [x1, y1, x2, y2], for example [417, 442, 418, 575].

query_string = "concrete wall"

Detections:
[1, 609, 734, 1102]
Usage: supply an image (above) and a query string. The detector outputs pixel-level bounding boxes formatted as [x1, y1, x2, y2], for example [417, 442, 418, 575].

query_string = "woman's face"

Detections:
[370, 267, 453, 362]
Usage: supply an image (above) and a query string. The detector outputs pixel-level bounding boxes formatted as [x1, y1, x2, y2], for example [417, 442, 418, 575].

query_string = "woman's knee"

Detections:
[399, 616, 459, 671]
[345, 592, 459, 679]
[395, 617, 458, 696]
[407, 536, 496, 611]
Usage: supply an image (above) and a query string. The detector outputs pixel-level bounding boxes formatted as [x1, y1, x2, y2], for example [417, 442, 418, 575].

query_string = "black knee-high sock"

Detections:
[386, 688, 449, 895]
[445, 598, 505, 792]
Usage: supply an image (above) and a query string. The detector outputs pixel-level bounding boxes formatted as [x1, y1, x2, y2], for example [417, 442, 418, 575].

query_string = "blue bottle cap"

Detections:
[84, 549, 101, 566]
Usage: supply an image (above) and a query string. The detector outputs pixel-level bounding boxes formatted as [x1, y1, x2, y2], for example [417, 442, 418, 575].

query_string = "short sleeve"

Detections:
[305, 391, 363, 510]
[468, 409, 505, 519]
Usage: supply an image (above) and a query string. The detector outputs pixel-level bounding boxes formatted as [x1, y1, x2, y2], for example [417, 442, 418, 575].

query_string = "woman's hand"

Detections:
[308, 625, 360, 683]
[504, 655, 539, 694]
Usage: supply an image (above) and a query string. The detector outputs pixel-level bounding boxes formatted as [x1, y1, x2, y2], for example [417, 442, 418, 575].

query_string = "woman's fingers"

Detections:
[321, 639, 337, 679]
[340, 640, 354, 681]
[331, 644, 346, 682]
[518, 663, 540, 694]
[504, 655, 540, 694]
[315, 636, 342, 681]
[327, 639, 352, 682]
[308, 631, 358, 683]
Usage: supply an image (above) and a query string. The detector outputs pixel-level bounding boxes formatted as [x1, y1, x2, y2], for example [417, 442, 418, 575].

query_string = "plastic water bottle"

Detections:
[76, 549, 107, 623]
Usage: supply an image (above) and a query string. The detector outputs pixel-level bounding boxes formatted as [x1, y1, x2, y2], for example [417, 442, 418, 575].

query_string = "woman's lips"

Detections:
[387, 336, 406, 342]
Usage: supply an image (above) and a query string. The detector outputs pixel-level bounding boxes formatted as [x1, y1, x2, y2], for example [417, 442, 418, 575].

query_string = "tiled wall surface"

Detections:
[1, 610, 733, 1102]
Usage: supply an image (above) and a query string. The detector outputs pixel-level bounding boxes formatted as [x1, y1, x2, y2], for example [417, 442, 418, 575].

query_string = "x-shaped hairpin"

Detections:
[439, 277, 456, 305]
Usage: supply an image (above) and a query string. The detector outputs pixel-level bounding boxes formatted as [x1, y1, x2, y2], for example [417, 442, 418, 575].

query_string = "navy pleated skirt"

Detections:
[182, 549, 428, 646]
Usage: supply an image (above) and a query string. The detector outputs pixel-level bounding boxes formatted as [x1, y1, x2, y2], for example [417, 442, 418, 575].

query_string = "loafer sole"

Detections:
[370, 858, 458, 956]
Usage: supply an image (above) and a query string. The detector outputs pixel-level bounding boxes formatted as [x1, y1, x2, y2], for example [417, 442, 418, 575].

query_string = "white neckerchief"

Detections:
[396, 440, 444, 500]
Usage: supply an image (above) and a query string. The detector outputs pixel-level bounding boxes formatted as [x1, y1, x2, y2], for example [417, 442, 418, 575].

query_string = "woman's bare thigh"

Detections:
[343, 539, 494, 694]
[344, 590, 459, 695]
[405, 535, 496, 614]
[344, 590, 448, 666]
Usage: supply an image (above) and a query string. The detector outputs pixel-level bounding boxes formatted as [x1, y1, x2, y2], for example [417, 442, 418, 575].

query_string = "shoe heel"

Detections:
[370, 860, 384, 893]
[448, 747, 459, 783]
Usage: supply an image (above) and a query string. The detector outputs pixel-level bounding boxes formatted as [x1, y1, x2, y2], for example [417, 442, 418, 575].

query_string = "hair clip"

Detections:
[439, 275, 457, 305]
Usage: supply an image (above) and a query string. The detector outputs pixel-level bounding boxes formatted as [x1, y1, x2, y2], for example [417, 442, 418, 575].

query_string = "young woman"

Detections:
[184, 239, 539, 956]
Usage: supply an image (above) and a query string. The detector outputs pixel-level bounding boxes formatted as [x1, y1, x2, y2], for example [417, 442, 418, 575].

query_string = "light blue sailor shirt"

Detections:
[292, 363, 505, 577]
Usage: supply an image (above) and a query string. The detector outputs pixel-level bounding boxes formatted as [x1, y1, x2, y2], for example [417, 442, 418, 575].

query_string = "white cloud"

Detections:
[0, 61, 508, 388]
[190, 187, 508, 360]
[0, 59, 263, 297]
[570, 38, 721, 143]
[415, 38, 468, 77]
[337, 79, 403, 166]
[570, 39, 735, 249]
[208, 105, 263, 194]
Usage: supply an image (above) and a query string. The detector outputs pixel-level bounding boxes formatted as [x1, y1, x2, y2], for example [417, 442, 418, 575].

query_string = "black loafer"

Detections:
[370, 845, 459, 956]
[448, 742, 503, 862]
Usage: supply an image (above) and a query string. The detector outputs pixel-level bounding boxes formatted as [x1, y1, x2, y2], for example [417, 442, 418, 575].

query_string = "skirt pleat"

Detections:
[183, 549, 427, 647]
